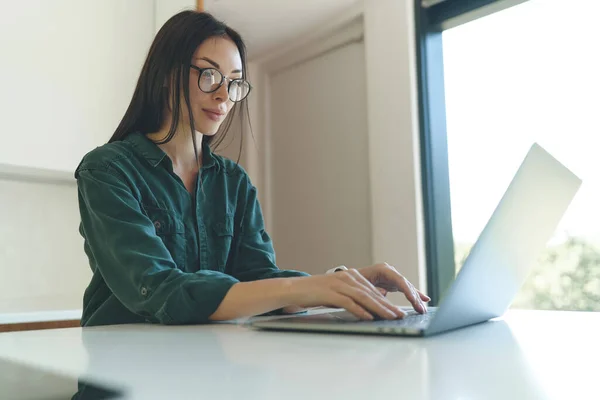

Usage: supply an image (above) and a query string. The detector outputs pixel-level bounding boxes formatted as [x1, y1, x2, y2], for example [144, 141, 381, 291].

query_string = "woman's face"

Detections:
[187, 36, 243, 135]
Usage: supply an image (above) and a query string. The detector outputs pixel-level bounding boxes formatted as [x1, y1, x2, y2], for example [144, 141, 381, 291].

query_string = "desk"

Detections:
[0, 309, 597, 399]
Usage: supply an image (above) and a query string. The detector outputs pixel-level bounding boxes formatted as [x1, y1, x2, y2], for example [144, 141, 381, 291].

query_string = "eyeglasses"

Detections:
[189, 65, 251, 102]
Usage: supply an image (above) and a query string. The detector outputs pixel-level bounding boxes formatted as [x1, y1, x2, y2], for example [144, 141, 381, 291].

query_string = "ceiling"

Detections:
[205, 0, 360, 60]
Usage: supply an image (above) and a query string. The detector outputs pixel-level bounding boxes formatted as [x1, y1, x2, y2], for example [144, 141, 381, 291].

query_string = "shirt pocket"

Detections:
[211, 214, 234, 271]
[144, 206, 187, 269]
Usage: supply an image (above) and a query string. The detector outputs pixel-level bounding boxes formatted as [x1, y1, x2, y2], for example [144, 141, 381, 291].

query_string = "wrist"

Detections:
[279, 276, 303, 307]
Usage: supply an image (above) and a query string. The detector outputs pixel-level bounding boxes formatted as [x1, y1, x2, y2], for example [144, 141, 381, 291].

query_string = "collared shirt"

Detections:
[75, 132, 309, 326]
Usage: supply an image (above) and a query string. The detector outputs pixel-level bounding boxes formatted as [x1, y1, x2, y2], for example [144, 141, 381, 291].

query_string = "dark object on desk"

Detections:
[0, 358, 123, 400]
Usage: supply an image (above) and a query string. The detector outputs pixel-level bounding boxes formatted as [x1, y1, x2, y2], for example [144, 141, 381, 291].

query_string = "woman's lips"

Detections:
[203, 109, 224, 121]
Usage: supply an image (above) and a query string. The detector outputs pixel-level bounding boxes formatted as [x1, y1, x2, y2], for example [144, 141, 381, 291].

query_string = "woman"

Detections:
[75, 10, 430, 327]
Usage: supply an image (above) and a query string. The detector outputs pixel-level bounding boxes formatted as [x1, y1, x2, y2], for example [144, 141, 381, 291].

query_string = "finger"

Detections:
[328, 293, 373, 320]
[409, 282, 428, 313]
[347, 270, 404, 317]
[344, 269, 384, 298]
[383, 268, 427, 313]
[417, 290, 431, 302]
[375, 283, 399, 292]
[404, 280, 426, 312]
[348, 269, 406, 318]
[377, 288, 388, 296]
[337, 284, 399, 320]
[373, 290, 406, 318]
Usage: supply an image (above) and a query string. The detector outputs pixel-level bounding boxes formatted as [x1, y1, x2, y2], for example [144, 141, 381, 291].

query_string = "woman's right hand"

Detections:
[286, 270, 407, 320]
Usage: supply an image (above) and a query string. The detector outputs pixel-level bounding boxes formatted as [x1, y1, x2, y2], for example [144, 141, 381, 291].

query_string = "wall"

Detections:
[0, 0, 159, 314]
[245, 63, 267, 210]
[268, 39, 371, 275]
[363, 0, 427, 295]
[0, 179, 87, 313]
[155, 0, 196, 32]
[0, 0, 154, 172]
[249, 0, 427, 301]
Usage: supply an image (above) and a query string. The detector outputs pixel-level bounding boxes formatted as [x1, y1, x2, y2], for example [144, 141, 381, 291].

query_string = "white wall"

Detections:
[0, 0, 154, 173]
[155, 0, 196, 32]
[0, 0, 159, 314]
[268, 39, 371, 275]
[0, 179, 88, 313]
[245, 63, 267, 210]
[364, 0, 427, 295]
[248, 0, 427, 302]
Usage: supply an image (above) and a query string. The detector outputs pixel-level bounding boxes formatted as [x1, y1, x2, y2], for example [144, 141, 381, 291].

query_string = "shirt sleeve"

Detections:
[230, 175, 310, 282]
[76, 166, 239, 325]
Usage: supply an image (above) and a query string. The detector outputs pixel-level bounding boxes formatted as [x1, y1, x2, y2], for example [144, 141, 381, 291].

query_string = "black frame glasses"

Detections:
[189, 65, 252, 102]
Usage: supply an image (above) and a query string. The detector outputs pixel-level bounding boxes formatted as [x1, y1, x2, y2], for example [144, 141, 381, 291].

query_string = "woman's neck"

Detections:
[147, 120, 204, 172]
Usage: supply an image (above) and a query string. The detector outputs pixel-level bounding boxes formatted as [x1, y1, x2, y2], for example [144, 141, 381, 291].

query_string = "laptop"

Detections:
[251, 143, 582, 337]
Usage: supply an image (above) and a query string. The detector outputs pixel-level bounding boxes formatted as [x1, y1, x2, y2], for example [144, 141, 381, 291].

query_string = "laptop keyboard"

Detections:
[332, 309, 435, 328]
[366, 311, 433, 327]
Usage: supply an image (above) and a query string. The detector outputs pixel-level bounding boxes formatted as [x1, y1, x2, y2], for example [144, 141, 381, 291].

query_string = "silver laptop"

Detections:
[251, 143, 582, 336]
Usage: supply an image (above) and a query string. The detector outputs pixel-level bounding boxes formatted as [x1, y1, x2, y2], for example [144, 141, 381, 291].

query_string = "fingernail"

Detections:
[364, 312, 374, 320]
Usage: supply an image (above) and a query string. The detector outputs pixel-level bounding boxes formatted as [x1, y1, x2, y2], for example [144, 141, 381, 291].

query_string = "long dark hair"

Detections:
[109, 11, 250, 163]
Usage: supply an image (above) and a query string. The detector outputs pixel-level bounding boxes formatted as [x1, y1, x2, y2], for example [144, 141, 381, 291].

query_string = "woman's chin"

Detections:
[195, 124, 220, 136]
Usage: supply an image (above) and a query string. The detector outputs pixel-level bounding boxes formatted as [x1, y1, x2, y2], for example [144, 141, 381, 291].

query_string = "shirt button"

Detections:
[141, 287, 148, 296]
[154, 221, 162, 230]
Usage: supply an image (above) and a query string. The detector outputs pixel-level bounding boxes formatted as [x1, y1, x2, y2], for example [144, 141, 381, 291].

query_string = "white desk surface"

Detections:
[0, 309, 597, 400]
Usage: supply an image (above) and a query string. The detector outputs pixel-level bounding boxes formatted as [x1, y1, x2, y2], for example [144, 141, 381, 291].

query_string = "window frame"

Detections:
[414, 0, 529, 305]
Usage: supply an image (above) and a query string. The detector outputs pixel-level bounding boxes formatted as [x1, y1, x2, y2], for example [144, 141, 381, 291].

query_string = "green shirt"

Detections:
[75, 132, 309, 327]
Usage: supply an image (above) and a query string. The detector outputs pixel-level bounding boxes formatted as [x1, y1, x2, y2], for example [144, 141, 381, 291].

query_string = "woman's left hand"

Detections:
[357, 263, 430, 314]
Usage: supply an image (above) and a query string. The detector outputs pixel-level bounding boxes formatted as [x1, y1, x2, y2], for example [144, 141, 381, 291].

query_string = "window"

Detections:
[417, 0, 600, 310]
